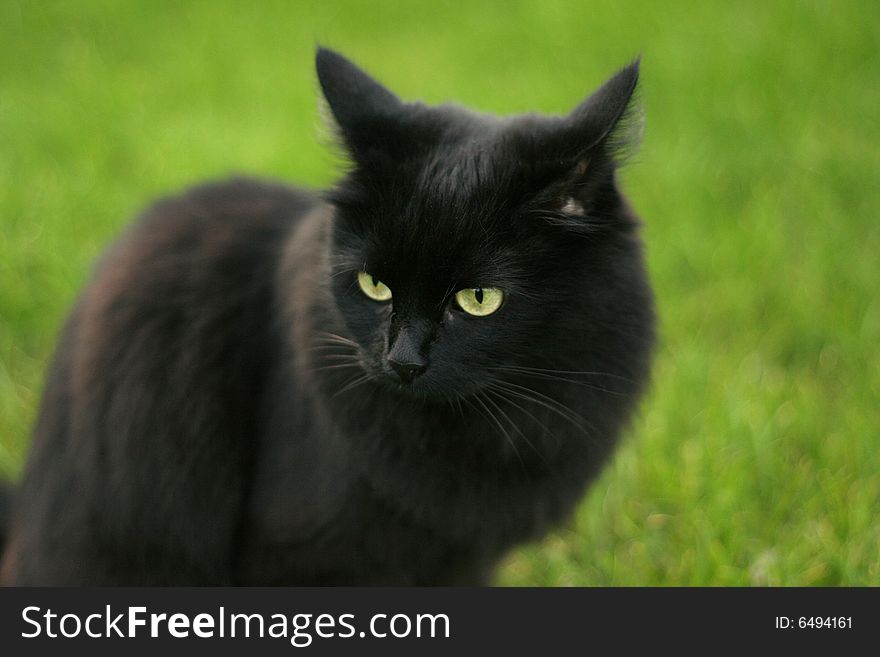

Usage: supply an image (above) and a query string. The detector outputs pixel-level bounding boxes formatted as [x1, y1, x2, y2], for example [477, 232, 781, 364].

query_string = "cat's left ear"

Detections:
[561, 58, 641, 159]
[527, 60, 642, 225]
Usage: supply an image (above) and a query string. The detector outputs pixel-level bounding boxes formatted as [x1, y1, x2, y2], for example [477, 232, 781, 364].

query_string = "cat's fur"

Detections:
[0, 48, 655, 585]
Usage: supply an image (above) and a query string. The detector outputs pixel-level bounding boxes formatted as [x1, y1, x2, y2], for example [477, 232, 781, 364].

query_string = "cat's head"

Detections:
[316, 48, 645, 402]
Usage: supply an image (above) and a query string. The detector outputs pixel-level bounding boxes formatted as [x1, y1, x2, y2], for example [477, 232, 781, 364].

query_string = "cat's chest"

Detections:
[235, 379, 578, 584]
[237, 435, 463, 584]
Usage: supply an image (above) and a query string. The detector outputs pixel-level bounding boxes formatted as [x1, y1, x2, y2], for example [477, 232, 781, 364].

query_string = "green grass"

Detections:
[1, 0, 878, 585]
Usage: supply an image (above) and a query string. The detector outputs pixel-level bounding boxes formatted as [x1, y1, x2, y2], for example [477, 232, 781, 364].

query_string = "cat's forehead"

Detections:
[363, 209, 514, 288]
[374, 147, 526, 276]
[332, 115, 558, 291]
[416, 116, 532, 194]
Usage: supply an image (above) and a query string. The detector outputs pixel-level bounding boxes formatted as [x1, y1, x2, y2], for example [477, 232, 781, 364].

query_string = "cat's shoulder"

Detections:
[96, 176, 318, 269]
[136, 176, 319, 233]
[79, 177, 318, 319]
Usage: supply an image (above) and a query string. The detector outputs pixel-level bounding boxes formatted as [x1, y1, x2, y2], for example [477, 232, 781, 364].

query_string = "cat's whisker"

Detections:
[314, 353, 361, 362]
[483, 387, 560, 452]
[309, 362, 363, 374]
[490, 364, 635, 384]
[305, 346, 358, 360]
[486, 379, 600, 447]
[330, 268, 356, 279]
[332, 373, 373, 398]
[311, 341, 357, 352]
[309, 338, 354, 347]
[443, 392, 464, 417]
[480, 390, 546, 465]
[470, 392, 527, 473]
[441, 392, 465, 418]
[305, 337, 365, 377]
[436, 281, 456, 310]
[311, 337, 354, 345]
[308, 346, 355, 355]
[309, 335, 362, 365]
[315, 331, 358, 346]
[488, 366, 630, 396]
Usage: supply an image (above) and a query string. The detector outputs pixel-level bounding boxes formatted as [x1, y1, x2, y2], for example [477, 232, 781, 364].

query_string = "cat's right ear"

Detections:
[316, 47, 407, 163]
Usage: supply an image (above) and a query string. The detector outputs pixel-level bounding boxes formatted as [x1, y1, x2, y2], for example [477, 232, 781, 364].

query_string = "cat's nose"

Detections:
[387, 320, 429, 384]
[388, 358, 426, 384]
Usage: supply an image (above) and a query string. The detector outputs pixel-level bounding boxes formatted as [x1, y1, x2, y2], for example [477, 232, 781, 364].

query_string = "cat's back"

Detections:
[93, 177, 316, 305]
[2, 177, 319, 584]
[70, 176, 318, 417]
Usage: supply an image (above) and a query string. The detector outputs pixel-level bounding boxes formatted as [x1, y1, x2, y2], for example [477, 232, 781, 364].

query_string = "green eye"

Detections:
[454, 287, 504, 317]
[357, 270, 392, 302]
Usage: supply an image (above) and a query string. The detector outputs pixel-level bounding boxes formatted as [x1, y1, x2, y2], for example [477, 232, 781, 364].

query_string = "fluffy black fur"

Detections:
[1, 48, 655, 585]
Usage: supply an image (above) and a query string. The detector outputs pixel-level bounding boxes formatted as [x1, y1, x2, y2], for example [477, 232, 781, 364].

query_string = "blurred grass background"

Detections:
[1, 0, 878, 585]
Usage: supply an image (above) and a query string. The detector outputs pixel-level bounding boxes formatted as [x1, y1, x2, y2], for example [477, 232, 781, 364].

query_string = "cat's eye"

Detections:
[454, 287, 504, 317]
[357, 270, 392, 302]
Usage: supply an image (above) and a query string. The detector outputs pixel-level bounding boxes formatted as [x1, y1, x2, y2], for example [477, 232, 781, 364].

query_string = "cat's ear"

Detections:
[316, 48, 402, 132]
[526, 60, 642, 228]
[315, 47, 413, 164]
[562, 58, 641, 159]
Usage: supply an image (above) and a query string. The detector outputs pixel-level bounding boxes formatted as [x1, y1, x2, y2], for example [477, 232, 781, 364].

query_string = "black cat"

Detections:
[0, 48, 655, 585]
